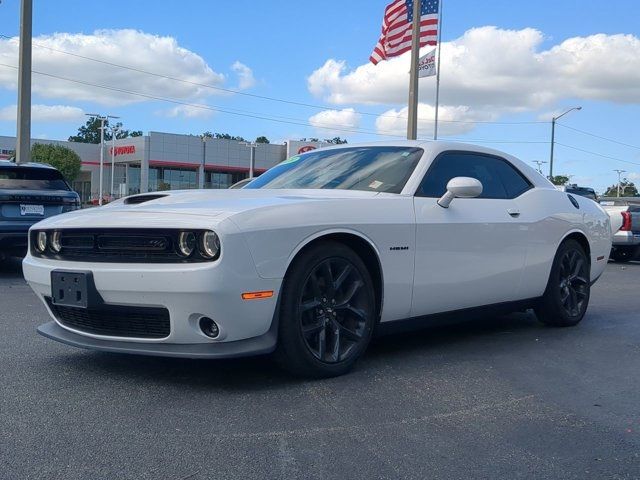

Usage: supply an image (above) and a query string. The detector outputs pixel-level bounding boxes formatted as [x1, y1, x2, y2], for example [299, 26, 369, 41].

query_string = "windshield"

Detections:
[0, 166, 70, 191]
[245, 146, 424, 193]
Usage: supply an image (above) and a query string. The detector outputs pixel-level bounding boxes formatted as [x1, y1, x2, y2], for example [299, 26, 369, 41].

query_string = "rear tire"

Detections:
[535, 239, 590, 327]
[274, 241, 376, 378]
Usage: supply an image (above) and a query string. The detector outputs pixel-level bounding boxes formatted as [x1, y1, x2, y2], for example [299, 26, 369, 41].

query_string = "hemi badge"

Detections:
[242, 290, 274, 300]
[597, 256, 605, 261]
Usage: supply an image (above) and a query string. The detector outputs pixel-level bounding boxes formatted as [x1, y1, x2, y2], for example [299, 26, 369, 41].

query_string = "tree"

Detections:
[255, 136, 270, 144]
[213, 132, 247, 142]
[31, 143, 82, 182]
[68, 116, 143, 143]
[549, 175, 570, 186]
[299, 137, 319, 142]
[604, 180, 638, 197]
[325, 137, 348, 144]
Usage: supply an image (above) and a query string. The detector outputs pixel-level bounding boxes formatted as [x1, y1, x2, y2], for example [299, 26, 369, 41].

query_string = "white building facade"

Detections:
[0, 133, 328, 204]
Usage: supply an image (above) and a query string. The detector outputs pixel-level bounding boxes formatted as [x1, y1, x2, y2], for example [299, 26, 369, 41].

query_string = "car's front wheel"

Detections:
[275, 241, 376, 378]
[535, 239, 590, 327]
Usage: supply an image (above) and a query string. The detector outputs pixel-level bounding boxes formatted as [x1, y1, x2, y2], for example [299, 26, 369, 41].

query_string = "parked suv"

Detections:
[0, 160, 80, 258]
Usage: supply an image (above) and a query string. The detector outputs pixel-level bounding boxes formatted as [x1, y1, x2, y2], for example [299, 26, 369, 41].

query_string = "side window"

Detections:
[418, 152, 532, 199]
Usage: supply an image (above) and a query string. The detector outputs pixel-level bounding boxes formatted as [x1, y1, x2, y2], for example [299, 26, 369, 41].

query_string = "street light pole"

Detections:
[86, 113, 119, 205]
[532, 160, 547, 175]
[241, 142, 257, 179]
[110, 125, 120, 199]
[614, 169, 626, 197]
[549, 106, 582, 179]
[15, 0, 32, 164]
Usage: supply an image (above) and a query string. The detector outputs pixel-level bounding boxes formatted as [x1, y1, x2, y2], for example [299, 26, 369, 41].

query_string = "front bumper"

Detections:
[23, 238, 282, 352]
[37, 321, 277, 359]
[612, 231, 640, 246]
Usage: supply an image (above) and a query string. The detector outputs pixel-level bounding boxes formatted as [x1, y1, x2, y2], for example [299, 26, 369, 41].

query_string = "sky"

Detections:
[0, 0, 639, 193]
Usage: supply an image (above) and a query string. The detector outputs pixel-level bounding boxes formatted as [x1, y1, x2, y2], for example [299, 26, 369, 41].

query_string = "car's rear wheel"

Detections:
[275, 241, 376, 378]
[535, 239, 590, 327]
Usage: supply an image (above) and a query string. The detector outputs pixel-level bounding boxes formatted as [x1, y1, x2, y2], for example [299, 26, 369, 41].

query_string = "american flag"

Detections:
[370, 0, 439, 65]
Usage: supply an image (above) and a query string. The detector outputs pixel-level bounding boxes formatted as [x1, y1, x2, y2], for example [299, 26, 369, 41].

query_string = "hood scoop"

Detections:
[124, 194, 168, 205]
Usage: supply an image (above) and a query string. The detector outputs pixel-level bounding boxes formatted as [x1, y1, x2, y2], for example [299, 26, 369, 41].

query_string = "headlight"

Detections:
[51, 231, 62, 253]
[36, 231, 47, 252]
[200, 231, 220, 259]
[177, 231, 196, 257]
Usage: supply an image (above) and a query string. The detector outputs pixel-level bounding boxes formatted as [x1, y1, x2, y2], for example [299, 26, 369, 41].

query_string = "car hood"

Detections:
[32, 189, 383, 229]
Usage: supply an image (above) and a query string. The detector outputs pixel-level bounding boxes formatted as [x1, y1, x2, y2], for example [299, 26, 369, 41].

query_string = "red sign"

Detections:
[109, 145, 136, 156]
[297, 145, 316, 154]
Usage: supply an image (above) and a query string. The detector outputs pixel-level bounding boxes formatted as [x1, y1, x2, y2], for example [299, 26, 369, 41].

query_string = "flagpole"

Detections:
[406, 0, 422, 140]
[433, 0, 443, 140]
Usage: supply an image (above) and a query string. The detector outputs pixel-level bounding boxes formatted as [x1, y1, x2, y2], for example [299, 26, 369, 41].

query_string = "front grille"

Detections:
[31, 228, 216, 263]
[45, 298, 170, 339]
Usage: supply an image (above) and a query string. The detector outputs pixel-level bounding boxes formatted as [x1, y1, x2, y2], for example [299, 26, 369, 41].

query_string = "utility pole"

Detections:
[15, 0, 32, 164]
[614, 169, 626, 197]
[549, 106, 581, 178]
[532, 160, 547, 175]
[406, 0, 421, 140]
[110, 125, 120, 199]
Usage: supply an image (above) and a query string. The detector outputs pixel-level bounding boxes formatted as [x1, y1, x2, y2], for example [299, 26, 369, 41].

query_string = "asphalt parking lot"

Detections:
[1, 258, 639, 480]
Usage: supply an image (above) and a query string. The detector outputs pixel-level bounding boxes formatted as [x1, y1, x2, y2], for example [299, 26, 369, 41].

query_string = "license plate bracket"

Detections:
[51, 271, 102, 308]
[20, 204, 44, 216]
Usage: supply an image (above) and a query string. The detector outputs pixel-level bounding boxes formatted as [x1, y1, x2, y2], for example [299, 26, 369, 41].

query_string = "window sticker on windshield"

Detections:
[369, 180, 383, 189]
[400, 151, 410, 157]
[281, 155, 301, 165]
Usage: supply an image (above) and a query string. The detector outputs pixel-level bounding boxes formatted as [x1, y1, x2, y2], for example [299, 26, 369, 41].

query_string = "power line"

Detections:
[0, 62, 406, 138]
[555, 142, 640, 167]
[556, 122, 640, 151]
[0, 33, 547, 126]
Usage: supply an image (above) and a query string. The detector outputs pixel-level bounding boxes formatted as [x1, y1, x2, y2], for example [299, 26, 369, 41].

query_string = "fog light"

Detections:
[51, 231, 62, 253]
[177, 231, 196, 257]
[199, 317, 220, 338]
[36, 231, 47, 252]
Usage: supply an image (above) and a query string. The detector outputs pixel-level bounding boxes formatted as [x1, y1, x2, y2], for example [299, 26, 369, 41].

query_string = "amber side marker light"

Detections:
[242, 290, 274, 300]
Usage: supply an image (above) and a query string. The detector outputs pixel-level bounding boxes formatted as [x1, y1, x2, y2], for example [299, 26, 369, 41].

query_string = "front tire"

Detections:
[275, 241, 376, 378]
[535, 239, 590, 327]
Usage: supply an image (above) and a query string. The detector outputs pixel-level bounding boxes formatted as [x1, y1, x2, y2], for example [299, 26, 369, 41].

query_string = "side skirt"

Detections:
[374, 298, 542, 337]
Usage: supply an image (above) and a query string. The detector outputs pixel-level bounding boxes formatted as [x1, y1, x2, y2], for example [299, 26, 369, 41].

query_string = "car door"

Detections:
[411, 151, 533, 316]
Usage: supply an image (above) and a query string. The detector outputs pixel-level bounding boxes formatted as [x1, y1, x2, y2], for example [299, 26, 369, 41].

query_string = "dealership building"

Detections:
[0, 132, 328, 203]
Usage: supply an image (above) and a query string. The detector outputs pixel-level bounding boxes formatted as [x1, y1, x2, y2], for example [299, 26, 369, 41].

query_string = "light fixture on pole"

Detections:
[614, 169, 627, 197]
[109, 125, 120, 199]
[86, 113, 119, 205]
[549, 106, 581, 179]
[532, 160, 547, 175]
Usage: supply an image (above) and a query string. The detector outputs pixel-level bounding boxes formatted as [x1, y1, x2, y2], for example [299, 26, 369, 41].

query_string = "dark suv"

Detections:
[0, 160, 80, 258]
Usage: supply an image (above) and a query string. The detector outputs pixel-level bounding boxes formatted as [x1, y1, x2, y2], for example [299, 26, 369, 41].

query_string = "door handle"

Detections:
[507, 208, 520, 218]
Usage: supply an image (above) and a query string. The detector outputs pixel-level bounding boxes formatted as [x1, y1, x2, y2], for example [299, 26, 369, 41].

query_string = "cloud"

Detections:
[308, 27, 640, 121]
[308, 108, 361, 134]
[0, 29, 237, 106]
[164, 104, 214, 119]
[0, 104, 85, 122]
[375, 103, 497, 137]
[231, 61, 256, 90]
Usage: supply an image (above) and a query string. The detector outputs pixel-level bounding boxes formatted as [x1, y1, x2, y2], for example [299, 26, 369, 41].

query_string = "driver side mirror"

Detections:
[437, 177, 483, 208]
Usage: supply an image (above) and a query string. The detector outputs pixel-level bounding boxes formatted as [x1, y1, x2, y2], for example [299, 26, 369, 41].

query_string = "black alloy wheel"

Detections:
[299, 257, 371, 363]
[275, 241, 376, 378]
[557, 248, 589, 317]
[535, 239, 591, 327]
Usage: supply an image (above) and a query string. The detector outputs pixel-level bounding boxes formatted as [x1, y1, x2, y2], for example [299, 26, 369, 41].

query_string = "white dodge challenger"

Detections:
[23, 141, 612, 377]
